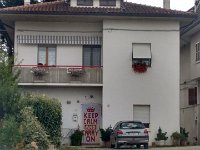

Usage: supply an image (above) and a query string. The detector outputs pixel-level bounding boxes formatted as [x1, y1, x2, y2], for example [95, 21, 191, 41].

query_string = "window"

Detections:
[132, 43, 152, 67]
[77, 0, 93, 6]
[188, 87, 197, 105]
[83, 45, 101, 66]
[133, 105, 150, 128]
[100, 0, 116, 6]
[196, 42, 200, 62]
[38, 46, 56, 66]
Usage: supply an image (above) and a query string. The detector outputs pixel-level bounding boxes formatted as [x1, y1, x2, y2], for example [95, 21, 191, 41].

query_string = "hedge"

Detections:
[22, 95, 62, 146]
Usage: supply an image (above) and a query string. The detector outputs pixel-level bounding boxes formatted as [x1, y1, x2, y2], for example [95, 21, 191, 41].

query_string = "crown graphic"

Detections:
[87, 107, 95, 112]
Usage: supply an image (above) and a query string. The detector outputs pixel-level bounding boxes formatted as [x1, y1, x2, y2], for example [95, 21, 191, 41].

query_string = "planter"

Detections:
[155, 140, 165, 146]
[180, 140, 187, 146]
[172, 138, 180, 146]
[104, 140, 111, 148]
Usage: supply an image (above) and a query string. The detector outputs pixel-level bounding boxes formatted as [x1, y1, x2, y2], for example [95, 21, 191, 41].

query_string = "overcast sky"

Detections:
[127, 0, 194, 11]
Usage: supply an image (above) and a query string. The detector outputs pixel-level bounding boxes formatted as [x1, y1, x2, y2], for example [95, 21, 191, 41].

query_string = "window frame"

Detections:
[37, 45, 57, 66]
[100, 0, 116, 6]
[196, 42, 200, 63]
[82, 45, 101, 67]
[77, 0, 93, 6]
[188, 87, 197, 105]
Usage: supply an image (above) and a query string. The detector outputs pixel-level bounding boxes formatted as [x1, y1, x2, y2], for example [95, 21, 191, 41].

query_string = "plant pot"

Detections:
[172, 138, 180, 146]
[155, 140, 165, 146]
[180, 140, 187, 146]
[104, 140, 111, 148]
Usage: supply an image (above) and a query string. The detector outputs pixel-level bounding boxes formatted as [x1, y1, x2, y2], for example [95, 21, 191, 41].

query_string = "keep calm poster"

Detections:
[82, 103, 102, 144]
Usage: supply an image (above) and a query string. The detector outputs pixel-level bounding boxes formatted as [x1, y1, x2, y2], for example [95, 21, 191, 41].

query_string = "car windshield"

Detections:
[120, 122, 144, 129]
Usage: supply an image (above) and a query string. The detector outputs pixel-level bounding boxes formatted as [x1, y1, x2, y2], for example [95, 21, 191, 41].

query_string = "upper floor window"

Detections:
[83, 45, 101, 67]
[77, 0, 93, 6]
[188, 87, 197, 105]
[196, 42, 200, 62]
[100, 0, 116, 6]
[38, 46, 56, 66]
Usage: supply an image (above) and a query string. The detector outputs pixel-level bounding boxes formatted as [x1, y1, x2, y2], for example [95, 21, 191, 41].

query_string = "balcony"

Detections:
[15, 65, 103, 86]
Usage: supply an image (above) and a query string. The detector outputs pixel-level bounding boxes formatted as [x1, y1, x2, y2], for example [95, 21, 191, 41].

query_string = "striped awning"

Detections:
[17, 35, 102, 45]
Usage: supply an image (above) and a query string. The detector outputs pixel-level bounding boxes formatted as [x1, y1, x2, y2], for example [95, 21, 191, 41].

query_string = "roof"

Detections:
[0, 1, 196, 18]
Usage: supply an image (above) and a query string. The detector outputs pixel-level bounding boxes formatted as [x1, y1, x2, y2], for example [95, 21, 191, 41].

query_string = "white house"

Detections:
[180, 0, 200, 145]
[0, 0, 195, 145]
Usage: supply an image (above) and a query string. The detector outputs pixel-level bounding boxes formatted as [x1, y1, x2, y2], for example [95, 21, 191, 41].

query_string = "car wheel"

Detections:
[136, 144, 141, 148]
[144, 143, 149, 149]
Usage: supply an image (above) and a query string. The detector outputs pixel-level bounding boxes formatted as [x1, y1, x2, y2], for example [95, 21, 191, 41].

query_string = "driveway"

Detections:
[86, 146, 200, 150]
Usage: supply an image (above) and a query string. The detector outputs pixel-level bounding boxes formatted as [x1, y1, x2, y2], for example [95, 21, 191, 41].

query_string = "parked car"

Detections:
[110, 121, 149, 149]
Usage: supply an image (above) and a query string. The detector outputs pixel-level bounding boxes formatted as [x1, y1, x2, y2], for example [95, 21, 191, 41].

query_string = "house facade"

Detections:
[180, 0, 200, 145]
[0, 0, 194, 145]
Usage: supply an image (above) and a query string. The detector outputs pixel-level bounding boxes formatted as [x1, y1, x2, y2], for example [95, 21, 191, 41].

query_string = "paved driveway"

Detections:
[87, 146, 200, 150]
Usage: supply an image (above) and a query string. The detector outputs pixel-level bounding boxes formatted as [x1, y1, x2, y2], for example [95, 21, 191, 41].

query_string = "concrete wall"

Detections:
[22, 86, 102, 129]
[14, 21, 102, 65]
[102, 19, 180, 144]
[190, 31, 200, 80]
[180, 33, 200, 144]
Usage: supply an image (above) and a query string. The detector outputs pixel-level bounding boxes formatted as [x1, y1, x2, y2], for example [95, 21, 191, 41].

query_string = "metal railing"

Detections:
[14, 65, 103, 85]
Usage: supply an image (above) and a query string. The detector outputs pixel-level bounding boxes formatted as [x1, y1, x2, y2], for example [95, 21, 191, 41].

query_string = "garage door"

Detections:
[133, 105, 150, 128]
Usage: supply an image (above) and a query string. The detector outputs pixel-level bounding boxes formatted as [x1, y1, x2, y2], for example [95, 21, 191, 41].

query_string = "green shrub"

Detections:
[70, 129, 83, 146]
[0, 115, 22, 150]
[20, 107, 50, 149]
[100, 127, 113, 142]
[22, 94, 62, 146]
[0, 51, 21, 118]
[180, 127, 189, 145]
[155, 127, 168, 141]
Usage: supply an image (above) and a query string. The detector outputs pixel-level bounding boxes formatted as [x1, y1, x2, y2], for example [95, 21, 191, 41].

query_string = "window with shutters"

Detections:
[83, 45, 101, 67]
[188, 87, 197, 105]
[38, 46, 56, 66]
[196, 42, 200, 62]
[100, 0, 116, 6]
[133, 105, 150, 128]
[77, 0, 93, 6]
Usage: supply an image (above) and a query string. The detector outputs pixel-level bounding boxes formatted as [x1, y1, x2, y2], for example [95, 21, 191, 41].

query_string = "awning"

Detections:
[17, 35, 102, 45]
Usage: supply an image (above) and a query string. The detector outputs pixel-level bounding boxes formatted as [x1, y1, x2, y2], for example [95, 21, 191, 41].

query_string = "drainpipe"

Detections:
[24, 0, 30, 5]
[163, 0, 170, 9]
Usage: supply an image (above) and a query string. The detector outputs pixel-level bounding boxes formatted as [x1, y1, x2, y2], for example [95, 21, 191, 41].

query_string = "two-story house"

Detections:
[0, 0, 195, 145]
[180, 0, 200, 145]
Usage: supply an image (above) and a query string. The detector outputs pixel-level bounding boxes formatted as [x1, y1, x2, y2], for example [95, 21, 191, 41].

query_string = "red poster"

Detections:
[82, 103, 102, 144]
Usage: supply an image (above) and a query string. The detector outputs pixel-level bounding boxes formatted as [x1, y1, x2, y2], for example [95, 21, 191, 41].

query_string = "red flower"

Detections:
[133, 63, 147, 73]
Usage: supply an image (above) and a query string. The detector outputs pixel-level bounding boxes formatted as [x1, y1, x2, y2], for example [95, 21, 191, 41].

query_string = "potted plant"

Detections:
[100, 127, 113, 147]
[155, 127, 168, 146]
[70, 129, 83, 146]
[171, 131, 180, 146]
[180, 127, 189, 146]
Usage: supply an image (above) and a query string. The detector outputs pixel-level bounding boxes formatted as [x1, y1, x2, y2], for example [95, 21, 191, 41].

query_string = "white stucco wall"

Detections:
[14, 21, 102, 66]
[102, 19, 180, 144]
[22, 87, 102, 129]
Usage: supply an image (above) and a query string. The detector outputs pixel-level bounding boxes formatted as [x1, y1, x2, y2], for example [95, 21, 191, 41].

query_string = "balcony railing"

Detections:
[14, 65, 103, 85]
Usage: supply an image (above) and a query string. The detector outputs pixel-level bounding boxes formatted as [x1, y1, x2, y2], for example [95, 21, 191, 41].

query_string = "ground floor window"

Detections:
[133, 105, 150, 128]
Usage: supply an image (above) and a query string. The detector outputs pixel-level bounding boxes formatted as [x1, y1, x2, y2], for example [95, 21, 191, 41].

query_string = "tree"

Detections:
[0, 50, 21, 118]
[0, 0, 23, 8]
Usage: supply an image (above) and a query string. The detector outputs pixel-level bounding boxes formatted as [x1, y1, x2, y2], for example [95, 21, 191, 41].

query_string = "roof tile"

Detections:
[0, 0, 196, 18]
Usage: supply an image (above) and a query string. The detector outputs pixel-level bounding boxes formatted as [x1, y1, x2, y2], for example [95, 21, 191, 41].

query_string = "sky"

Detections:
[127, 0, 194, 11]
